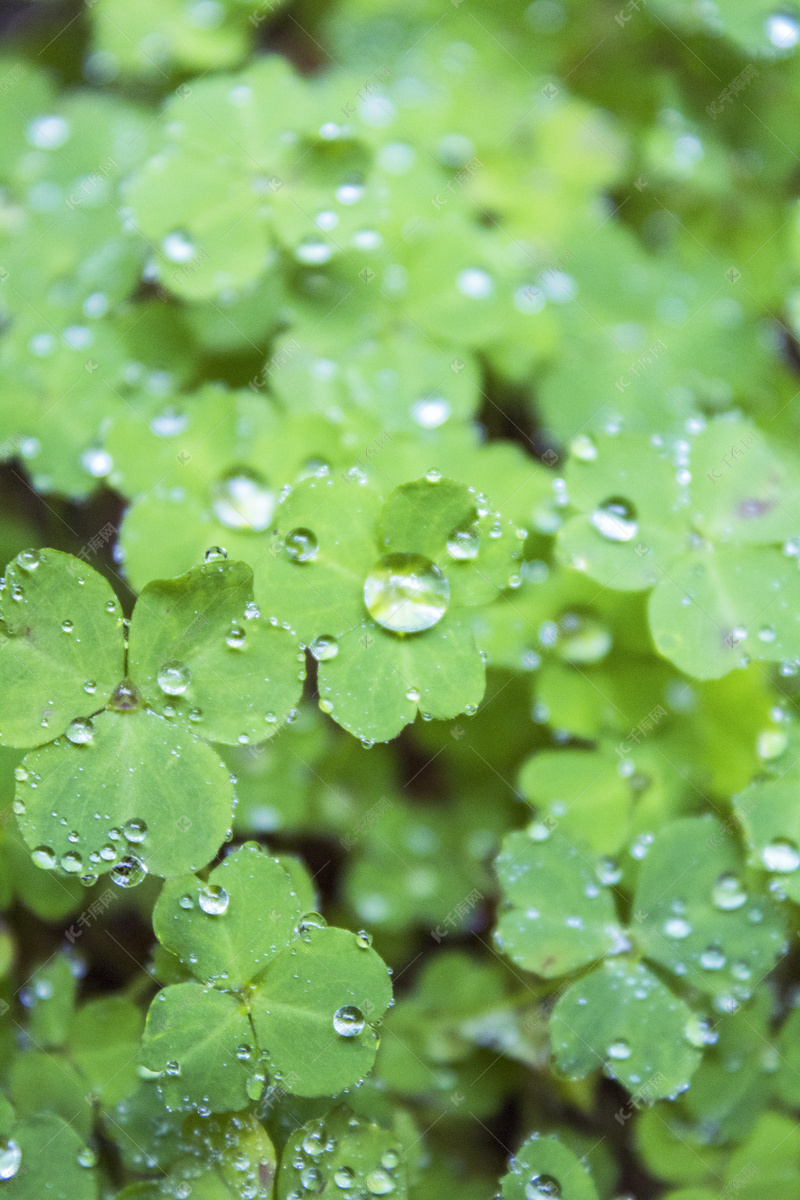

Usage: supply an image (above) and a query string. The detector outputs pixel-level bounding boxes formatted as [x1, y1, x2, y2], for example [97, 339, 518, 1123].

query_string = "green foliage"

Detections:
[3, 0, 800, 1195]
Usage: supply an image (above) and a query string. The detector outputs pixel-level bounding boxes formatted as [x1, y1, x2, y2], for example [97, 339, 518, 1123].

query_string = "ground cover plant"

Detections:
[3, 0, 800, 1196]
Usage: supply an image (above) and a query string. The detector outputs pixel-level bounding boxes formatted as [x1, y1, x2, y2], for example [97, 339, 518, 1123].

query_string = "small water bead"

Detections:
[0, 1138, 22, 1180]
[300, 1165, 324, 1191]
[685, 1015, 717, 1048]
[298, 912, 327, 934]
[14, 766, 27, 783]
[99, 844, 117, 861]
[569, 434, 597, 461]
[67, 829, 80, 843]
[198, 884, 229, 915]
[309, 635, 338, 662]
[446, 523, 481, 560]
[366, 1169, 395, 1194]
[766, 11, 800, 49]
[164, 1060, 181, 1076]
[363, 553, 449, 634]
[302, 1131, 327, 1157]
[32, 846, 56, 869]
[76, 1146, 97, 1169]
[597, 857, 622, 885]
[556, 610, 612, 664]
[123, 818, 147, 843]
[381, 1150, 400, 1170]
[157, 661, 191, 696]
[590, 497, 638, 543]
[226, 626, 246, 650]
[334, 1167, 355, 1189]
[356, 930, 372, 949]
[204, 546, 228, 563]
[664, 917, 692, 939]
[179, 894, 194, 909]
[456, 267, 494, 299]
[61, 619, 74, 633]
[61, 851, 83, 874]
[761, 838, 800, 872]
[525, 1176, 562, 1199]
[110, 855, 147, 888]
[700, 946, 726, 970]
[16, 549, 41, 571]
[607, 1039, 631, 1060]
[285, 528, 318, 562]
[66, 717, 94, 745]
[295, 240, 333, 265]
[333, 1005, 365, 1037]
[212, 470, 276, 532]
[235, 1044, 252, 1061]
[712, 872, 747, 910]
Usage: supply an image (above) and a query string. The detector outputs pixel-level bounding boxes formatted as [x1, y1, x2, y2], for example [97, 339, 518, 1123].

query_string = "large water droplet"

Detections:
[366, 1169, 395, 1195]
[77, 1146, 97, 1169]
[61, 851, 83, 874]
[334, 1167, 355, 1189]
[607, 1039, 631, 1060]
[700, 946, 726, 970]
[32, 846, 56, 870]
[591, 497, 638, 542]
[212, 470, 276, 532]
[525, 1176, 562, 1199]
[158, 661, 191, 696]
[0, 1138, 21, 1180]
[309, 635, 338, 661]
[123, 818, 147, 843]
[226, 626, 246, 650]
[285, 528, 318, 562]
[110, 855, 147, 888]
[333, 1005, 365, 1037]
[16, 549, 41, 572]
[446, 522, 481, 560]
[65, 717, 94, 745]
[363, 553, 449, 633]
[198, 884, 229, 915]
[712, 872, 747, 911]
[762, 838, 800, 872]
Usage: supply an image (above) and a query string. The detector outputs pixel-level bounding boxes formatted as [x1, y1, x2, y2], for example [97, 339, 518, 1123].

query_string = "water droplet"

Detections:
[158, 661, 191, 696]
[285, 528, 318, 562]
[61, 619, 74, 633]
[212, 470, 275, 531]
[456, 267, 494, 299]
[333, 1005, 365, 1037]
[163, 230, 196, 263]
[413, 397, 451, 428]
[366, 1168, 395, 1195]
[298, 912, 327, 934]
[766, 12, 800, 49]
[235, 1043, 252, 1061]
[76, 1146, 97, 1169]
[569, 434, 597, 461]
[15, 549, 41, 572]
[381, 1150, 400, 1170]
[446, 523, 481, 560]
[61, 851, 83, 874]
[712, 872, 747, 911]
[405, 687, 420, 703]
[336, 183, 364, 205]
[110, 855, 147, 888]
[109, 679, 142, 711]
[762, 838, 800, 872]
[525, 1176, 562, 1199]
[123, 818, 147, 844]
[164, 1059, 181, 1076]
[204, 546, 228, 563]
[556, 609, 612, 664]
[66, 717, 93, 745]
[309, 635, 338, 661]
[32, 846, 56, 870]
[356, 930, 372, 949]
[295, 240, 333, 265]
[591, 497, 638, 542]
[302, 1131, 327, 1157]
[363, 553, 449, 633]
[685, 1015, 717, 1048]
[700, 946, 726, 970]
[597, 857, 622, 885]
[179, 893, 194, 909]
[226, 626, 246, 650]
[607, 1039, 631, 1060]
[664, 917, 692, 939]
[99, 844, 117, 862]
[0, 1138, 22, 1180]
[198, 884, 229, 915]
[334, 1167, 355, 1189]
[83, 680, 97, 694]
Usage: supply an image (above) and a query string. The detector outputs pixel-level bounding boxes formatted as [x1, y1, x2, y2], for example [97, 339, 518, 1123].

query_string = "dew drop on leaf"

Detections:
[298, 912, 327, 933]
[335, 1167, 356, 1188]
[590, 497, 638, 542]
[309, 635, 338, 661]
[664, 917, 692, 939]
[162, 230, 196, 262]
[525, 1175, 562, 1199]
[76, 1146, 97, 1169]
[363, 553, 450, 633]
[157, 661, 191, 696]
[212, 470, 275, 531]
[61, 851, 83, 874]
[198, 884, 229, 915]
[110, 855, 148, 888]
[123, 818, 147, 843]
[607, 1039, 631, 1060]
[712, 872, 747, 910]
[15, 549, 41, 572]
[204, 546, 228, 563]
[761, 838, 800, 872]
[61, 619, 74, 633]
[109, 679, 142, 711]
[356, 930, 372, 949]
[333, 1005, 365, 1037]
[66, 717, 94, 745]
[699, 946, 726, 970]
[32, 846, 56, 869]
[285, 528, 318, 562]
[302, 1131, 326, 1157]
[179, 894, 194, 909]
[365, 1168, 395, 1194]
[556, 610, 612, 664]
[446, 523, 481, 560]
[0, 1138, 21, 1180]
[300, 1165, 325, 1191]
[226, 626, 246, 650]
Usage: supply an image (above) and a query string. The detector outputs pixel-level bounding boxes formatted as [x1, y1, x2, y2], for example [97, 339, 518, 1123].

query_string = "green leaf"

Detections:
[550, 958, 702, 1099]
[139, 983, 253, 1113]
[317, 615, 485, 742]
[494, 831, 622, 977]
[8, 1053, 92, 1140]
[128, 559, 303, 744]
[17, 708, 234, 880]
[0, 550, 123, 747]
[1, 1114, 97, 1199]
[25, 956, 77, 1049]
[277, 1106, 408, 1199]
[517, 750, 633, 856]
[501, 1134, 598, 1200]
[633, 816, 786, 1001]
[648, 545, 800, 679]
[250, 926, 392, 1097]
[153, 845, 303, 988]
[68, 997, 144, 1105]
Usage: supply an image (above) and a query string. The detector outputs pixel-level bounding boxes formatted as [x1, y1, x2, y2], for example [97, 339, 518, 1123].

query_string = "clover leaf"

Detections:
[277, 1106, 408, 1199]
[6, 550, 300, 880]
[0, 1112, 98, 1200]
[501, 1134, 598, 1200]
